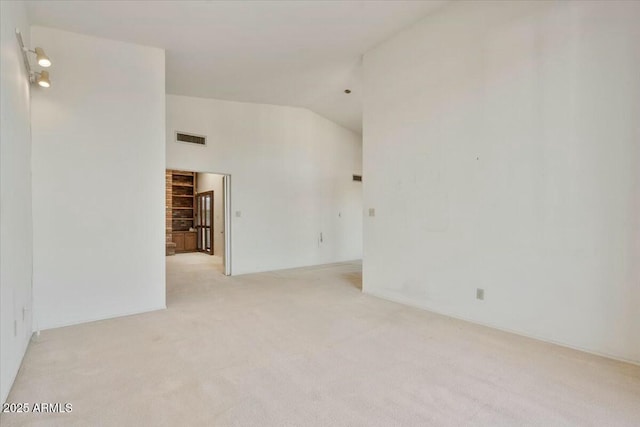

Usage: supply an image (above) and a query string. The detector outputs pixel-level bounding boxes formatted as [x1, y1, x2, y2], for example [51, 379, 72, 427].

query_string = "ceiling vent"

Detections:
[176, 131, 206, 146]
[353, 175, 362, 182]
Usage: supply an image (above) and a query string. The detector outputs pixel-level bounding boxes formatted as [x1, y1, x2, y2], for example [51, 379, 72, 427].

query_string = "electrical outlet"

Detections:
[368, 208, 375, 217]
[476, 288, 485, 300]
[235, 211, 241, 218]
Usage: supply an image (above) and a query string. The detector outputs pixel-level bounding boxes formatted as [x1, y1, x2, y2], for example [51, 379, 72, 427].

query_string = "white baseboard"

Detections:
[363, 288, 639, 367]
[37, 305, 167, 332]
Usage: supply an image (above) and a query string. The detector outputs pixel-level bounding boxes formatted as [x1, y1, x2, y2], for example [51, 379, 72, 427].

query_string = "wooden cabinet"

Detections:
[172, 231, 197, 253]
[173, 232, 185, 252]
[185, 232, 197, 251]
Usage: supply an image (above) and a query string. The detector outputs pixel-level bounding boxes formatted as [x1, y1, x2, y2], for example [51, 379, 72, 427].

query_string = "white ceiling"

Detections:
[27, 1, 446, 133]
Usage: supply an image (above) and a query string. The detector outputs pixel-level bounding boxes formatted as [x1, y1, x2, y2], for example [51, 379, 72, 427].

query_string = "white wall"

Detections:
[167, 95, 362, 275]
[196, 173, 225, 256]
[0, 1, 33, 403]
[363, 0, 640, 363]
[31, 27, 166, 330]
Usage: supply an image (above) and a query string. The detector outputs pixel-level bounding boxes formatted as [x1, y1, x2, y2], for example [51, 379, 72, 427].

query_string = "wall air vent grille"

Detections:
[353, 175, 362, 182]
[176, 132, 206, 146]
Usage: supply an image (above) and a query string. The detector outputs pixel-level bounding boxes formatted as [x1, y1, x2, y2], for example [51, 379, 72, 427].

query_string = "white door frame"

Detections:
[222, 174, 231, 276]
[167, 168, 232, 276]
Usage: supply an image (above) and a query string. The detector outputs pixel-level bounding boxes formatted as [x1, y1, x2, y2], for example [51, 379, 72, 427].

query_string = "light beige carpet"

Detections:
[2, 254, 639, 426]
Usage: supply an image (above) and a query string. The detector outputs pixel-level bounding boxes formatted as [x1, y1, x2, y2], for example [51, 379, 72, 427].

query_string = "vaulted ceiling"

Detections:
[27, 1, 447, 133]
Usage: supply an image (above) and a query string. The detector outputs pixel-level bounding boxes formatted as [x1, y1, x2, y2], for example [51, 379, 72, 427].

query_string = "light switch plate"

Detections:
[368, 208, 375, 217]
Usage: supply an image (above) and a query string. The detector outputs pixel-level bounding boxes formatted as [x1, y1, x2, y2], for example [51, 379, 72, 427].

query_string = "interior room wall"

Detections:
[0, 0, 33, 404]
[362, 0, 640, 363]
[30, 26, 167, 330]
[167, 95, 363, 275]
[196, 173, 225, 256]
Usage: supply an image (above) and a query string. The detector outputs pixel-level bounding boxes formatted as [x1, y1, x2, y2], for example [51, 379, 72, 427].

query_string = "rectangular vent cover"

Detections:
[353, 175, 362, 182]
[176, 131, 206, 146]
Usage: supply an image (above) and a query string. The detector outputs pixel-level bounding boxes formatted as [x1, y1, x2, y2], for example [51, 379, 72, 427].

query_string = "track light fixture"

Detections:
[34, 47, 52, 67]
[15, 29, 53, 88]
[36, 71, 51, 88]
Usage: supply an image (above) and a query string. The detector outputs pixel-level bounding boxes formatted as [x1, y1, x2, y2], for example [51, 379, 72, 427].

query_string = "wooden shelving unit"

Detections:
[169, 170, 197, 253]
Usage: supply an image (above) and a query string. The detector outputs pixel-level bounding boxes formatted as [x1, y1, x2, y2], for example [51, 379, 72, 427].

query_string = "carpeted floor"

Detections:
[2, 255, 639, 426]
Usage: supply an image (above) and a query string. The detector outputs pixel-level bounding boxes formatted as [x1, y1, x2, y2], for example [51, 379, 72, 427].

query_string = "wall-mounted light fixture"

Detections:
[34, 47, 52, 67]
[15, 29, 53, 87]
[36, 70, 51, 88]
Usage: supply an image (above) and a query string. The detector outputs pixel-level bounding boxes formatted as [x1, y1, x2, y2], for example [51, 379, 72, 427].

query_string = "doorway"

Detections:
[196, 191, 214, 255]
[166, 169, 231, 276]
